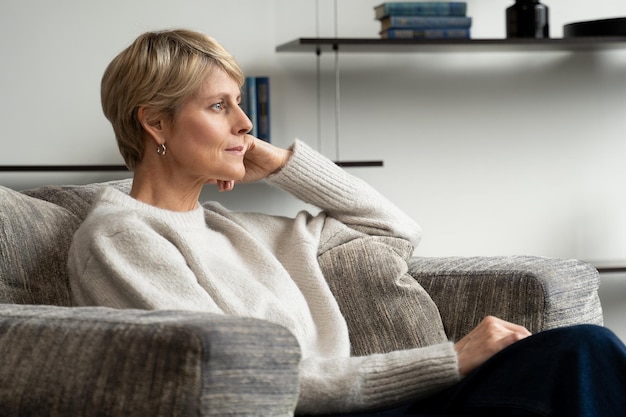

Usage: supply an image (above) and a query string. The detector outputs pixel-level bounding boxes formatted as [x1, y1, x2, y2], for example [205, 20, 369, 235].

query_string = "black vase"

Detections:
[506, 0, 550, 38]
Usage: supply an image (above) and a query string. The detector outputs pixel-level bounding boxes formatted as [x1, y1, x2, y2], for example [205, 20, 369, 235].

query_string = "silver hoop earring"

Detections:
[156, 143, 167, 156]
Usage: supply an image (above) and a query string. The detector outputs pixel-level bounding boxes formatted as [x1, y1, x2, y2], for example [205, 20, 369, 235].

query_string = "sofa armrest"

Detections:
[0, 304, 300, 417]
[408, 256, 603, 341]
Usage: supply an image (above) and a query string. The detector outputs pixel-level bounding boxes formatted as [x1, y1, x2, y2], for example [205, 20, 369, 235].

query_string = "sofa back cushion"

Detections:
[0, 180, 131, 306]
[319, 235, 447, 355]
[22, 179, 131, 219]
[0, 186, 78, 305]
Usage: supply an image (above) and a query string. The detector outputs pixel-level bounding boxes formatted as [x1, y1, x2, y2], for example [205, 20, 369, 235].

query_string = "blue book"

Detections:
[240, 79, 249, 115]
[255, 77, 270, 143]
[242, 77, 257, 137]
[375, 2, 467, 19]
[381, 27, 471, 39]
[380, 16, 472, 30]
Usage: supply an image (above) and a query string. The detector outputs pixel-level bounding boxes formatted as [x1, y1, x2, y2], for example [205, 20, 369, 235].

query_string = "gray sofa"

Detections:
[0, 180, 603, 416]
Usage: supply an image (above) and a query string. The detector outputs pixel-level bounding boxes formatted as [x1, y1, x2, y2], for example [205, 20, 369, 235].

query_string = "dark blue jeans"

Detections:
[305, 325, 626, 417]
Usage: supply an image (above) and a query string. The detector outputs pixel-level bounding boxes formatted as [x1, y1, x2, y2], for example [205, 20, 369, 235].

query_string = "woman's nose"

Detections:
[236, 107, 254, 135]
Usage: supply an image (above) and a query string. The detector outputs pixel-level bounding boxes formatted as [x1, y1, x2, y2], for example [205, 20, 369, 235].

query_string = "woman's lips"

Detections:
[225, 146, 245, 155]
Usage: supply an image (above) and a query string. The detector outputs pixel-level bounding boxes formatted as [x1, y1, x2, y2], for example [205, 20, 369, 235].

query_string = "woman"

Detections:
[68, 29, 626, 416]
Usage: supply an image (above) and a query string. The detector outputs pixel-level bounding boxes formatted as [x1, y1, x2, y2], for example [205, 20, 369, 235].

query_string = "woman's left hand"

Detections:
[454, 316, 531, 376]
[217, 135, 292, 192]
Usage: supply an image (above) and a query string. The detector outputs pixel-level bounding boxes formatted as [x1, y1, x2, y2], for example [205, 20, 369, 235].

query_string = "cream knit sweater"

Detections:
[68, 140, 460, 414]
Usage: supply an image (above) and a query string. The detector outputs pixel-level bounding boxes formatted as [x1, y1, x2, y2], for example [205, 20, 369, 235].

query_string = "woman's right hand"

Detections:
[240, 135, 292, 183]
[215, 135, 292, 192]
[454, 316, 531, 376]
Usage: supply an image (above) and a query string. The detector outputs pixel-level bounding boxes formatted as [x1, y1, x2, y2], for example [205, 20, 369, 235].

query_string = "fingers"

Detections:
[213, 136, 290, 189]
[490, 316, 532, 338]
[479, 316, 532, 340]
[243, 134, 257, 152]
[455, 316, 531, 376]
[217, 180, 234, 192]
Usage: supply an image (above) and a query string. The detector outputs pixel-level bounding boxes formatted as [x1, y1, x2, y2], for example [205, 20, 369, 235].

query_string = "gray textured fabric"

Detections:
[0, 180, 130, 304]
[0, 180, 606, 415]
[0, 186, 76, 305]
[22, 179, 132, 220]
[320, 236, 448, 356]
[1, 181, 301, 416]
[408, 256, 603, 341]
[0, 305, 300, 417]
[0, 181, 131, 305]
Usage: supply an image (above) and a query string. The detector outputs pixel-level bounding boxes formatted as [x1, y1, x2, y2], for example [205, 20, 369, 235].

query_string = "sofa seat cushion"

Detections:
[319, 236, 448, 356]
[0, 186, 78, 305]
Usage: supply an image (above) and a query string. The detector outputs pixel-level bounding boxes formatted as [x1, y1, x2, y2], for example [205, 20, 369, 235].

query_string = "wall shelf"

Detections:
[334, 160, 383, 168]
[0, 165, 129, 172]
[276, 37, 626, 54]
[589, 261, 626, 274]
[0, 161, 382, 171]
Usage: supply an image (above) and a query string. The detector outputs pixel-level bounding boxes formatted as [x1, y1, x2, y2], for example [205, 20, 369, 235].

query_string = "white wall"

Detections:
[2, 0, 626, 335]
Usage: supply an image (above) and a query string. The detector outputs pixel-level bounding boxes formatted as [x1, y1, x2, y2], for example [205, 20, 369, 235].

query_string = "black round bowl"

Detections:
[564, 17, 626, 37]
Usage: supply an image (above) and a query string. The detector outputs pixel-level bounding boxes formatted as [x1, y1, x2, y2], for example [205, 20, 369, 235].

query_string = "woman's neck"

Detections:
[130, 165, 203, 212]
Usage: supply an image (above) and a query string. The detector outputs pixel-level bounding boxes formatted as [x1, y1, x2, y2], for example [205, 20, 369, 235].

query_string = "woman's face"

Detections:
[160, 68, 253, 184]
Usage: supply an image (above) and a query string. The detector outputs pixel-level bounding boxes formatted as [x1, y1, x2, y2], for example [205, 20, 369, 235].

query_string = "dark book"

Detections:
[242, 77, 258, 137]
[381, 27, 471, 39]
[255, 77, 270, 143]
[380, 15, 472, 31]
[375, 2, 468, 19]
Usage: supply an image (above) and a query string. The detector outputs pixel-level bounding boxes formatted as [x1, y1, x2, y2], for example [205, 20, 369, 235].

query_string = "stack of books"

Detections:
[374, 2, 472, 39]
[241, 76, 270, 143]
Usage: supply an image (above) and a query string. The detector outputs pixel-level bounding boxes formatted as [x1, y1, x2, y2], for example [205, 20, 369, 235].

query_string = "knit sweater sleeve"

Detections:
[268, 142, 460, 414]
[298, 344, 459, 414]
[266, 140, 422, 249]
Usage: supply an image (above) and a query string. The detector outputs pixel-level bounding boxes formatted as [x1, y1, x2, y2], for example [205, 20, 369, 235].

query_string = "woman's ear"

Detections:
[138, 106, 166, 144]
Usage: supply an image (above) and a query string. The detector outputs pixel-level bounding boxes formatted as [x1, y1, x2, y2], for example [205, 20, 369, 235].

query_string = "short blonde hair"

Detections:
[101, 29, 245, 169]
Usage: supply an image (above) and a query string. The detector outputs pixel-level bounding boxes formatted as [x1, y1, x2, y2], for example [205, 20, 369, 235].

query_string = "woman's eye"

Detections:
[211, 102, 225, 111]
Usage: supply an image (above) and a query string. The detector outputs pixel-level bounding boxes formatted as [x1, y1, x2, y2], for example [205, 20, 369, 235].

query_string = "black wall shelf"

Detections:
[589, 260, 626, 274]
[0, 165, 129, 172]
[0, 161, 382, 171]
[276, 37, 626, 54]
[334, 160, 383, 168]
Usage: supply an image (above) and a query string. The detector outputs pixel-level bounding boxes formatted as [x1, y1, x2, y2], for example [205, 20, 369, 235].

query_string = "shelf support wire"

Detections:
[314, 0, 342, 161]
[316, 47, 322, 154]
[333, 0, 341, 161]
[334, 43, 341, 161]
[315, 0, 322, 153]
